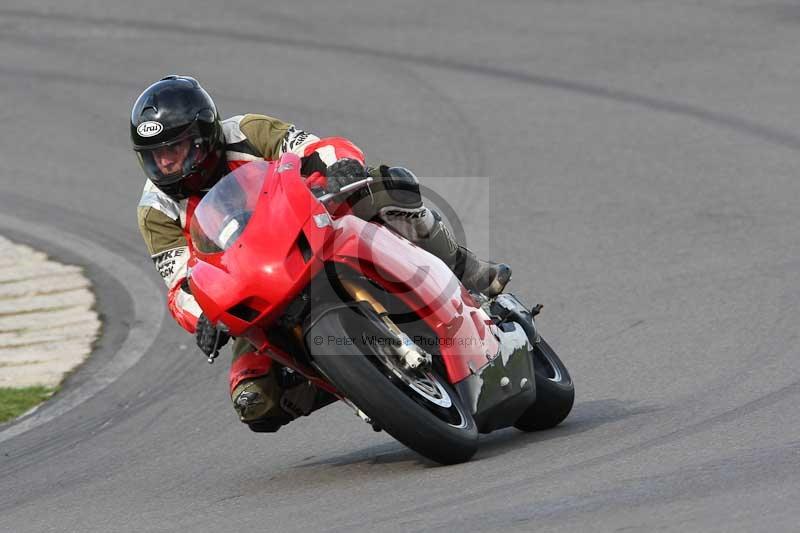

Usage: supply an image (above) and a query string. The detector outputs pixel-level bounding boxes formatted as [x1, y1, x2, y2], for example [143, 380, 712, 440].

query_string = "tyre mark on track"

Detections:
[2, 8, 800, 152]
[0, 65, 140, 91]
[561, 379, 800, 473]
[334, 377, 800, 529]
[430, 441, 800, 530]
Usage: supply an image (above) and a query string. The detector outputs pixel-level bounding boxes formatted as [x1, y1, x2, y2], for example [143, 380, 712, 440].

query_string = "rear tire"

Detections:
[307, 307, 478, 465]
[514, 337, 574, 432]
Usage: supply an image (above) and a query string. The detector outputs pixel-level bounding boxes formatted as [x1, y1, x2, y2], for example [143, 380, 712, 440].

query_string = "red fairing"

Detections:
[323, 217, 500, 383]
[188, 159, 327, 330]
[168, 139, 363, 335]
[188, 155, 501, 387]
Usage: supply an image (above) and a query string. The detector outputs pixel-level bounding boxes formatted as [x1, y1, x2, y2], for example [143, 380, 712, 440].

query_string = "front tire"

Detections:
[514, 337, 575, 431]
[307, 307, 478, 465]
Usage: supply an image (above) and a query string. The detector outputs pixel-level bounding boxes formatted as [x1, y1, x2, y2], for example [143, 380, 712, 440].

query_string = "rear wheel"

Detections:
[514, 337, 574, 431]
[307, 307, 478, 465]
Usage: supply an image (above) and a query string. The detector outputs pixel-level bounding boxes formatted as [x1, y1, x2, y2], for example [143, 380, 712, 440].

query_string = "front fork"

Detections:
[332, 278, 432, 430]
[338, 279, 432, 370]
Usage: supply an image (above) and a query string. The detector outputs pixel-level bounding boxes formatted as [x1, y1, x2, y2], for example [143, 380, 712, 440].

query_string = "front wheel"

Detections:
[307, 307, 478, 465]
[514, 337, 575, 432]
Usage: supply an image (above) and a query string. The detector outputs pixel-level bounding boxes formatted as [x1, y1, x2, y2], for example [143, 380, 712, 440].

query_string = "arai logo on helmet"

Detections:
[137, 121, 164, 138]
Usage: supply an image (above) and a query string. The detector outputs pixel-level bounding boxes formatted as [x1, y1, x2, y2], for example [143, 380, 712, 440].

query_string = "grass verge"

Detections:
[0, 386, 56, 423]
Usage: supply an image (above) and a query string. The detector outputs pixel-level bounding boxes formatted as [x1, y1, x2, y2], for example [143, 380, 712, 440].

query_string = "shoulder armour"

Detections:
[138, 179, 185, 222]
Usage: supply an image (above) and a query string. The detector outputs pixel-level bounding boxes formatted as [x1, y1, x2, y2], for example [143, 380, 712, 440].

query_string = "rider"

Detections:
[132, 75, 511, 432]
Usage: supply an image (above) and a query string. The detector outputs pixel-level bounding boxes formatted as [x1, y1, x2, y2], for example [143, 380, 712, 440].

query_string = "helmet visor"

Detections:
[134, 125, 212, 189]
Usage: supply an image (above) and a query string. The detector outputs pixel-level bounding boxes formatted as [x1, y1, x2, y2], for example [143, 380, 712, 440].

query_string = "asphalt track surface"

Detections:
[1, 1, 799, 531]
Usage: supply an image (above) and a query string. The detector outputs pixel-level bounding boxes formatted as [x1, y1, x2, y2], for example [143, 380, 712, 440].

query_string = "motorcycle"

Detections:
[187, 154, 574, 465]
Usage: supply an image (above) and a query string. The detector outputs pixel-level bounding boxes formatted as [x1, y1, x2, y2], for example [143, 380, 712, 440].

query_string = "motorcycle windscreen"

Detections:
[190, 161, 269, 254]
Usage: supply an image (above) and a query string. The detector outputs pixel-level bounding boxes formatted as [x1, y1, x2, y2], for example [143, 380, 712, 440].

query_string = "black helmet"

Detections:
[131, 75, 225, 200]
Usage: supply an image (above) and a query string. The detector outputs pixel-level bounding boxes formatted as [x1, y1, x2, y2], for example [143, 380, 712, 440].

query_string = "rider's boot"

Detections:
[367, 166, 511, 298]
[416, 211, 512, 298]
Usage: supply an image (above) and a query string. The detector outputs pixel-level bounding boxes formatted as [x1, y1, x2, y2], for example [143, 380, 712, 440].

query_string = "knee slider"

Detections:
[247, 414, 292, 433]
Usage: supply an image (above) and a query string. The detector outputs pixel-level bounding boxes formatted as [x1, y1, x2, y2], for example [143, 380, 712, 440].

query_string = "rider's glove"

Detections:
[325, 158, 368, 194]
[195, 314, 230, 363]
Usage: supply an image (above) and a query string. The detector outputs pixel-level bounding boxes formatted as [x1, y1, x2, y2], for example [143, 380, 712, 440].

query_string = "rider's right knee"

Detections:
[232, 378, 293, 433]
[231, 375, 279, 421]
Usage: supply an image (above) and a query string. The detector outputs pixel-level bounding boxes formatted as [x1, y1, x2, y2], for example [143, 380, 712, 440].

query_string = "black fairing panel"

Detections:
[455, 319, 537, 433]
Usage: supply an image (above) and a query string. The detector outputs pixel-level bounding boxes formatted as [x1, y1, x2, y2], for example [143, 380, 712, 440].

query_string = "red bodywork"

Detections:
[188, 155, 499, 388]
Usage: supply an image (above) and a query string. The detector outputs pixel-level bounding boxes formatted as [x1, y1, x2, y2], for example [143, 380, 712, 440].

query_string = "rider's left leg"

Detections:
[229, 338, 334, 433]
[356, 166, 512, 297]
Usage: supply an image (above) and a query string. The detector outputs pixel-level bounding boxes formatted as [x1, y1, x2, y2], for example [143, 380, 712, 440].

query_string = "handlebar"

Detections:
[316, 177, 373, 204]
